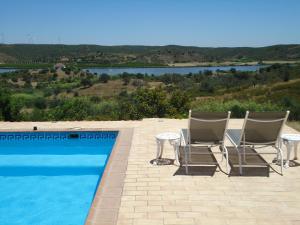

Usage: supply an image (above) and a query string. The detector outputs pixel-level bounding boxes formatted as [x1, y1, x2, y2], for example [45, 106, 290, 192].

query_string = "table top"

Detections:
[155, 132, 180, 140]
[281, 133, 300, 141]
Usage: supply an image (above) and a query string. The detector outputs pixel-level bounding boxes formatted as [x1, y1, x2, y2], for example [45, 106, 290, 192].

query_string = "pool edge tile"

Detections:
[85, 128, 134, 225]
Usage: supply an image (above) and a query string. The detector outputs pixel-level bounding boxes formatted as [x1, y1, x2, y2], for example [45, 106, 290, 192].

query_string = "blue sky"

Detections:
[0, 0, 300, 47]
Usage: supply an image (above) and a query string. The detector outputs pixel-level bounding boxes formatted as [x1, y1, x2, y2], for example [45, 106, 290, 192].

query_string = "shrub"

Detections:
[99, 74, 110, 83]
[192, 100, 283, 118]
[51, 98, 93, 120]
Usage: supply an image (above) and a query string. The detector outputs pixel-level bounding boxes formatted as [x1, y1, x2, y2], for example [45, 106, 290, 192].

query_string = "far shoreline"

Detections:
[0, 60, 299, 69]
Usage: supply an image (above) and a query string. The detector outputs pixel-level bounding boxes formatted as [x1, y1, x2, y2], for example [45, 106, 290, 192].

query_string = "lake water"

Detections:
[85, 65, 266, 76]
[0, 65, 266, 75]
[0, 68, 18, 73]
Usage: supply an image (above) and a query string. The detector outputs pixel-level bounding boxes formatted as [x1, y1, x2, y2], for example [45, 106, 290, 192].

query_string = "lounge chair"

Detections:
[226, 111, 289, 175]
[180, 111, 231, 174]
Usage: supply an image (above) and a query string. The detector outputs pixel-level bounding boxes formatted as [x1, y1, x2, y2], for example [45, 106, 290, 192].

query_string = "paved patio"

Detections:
[1, 119, 300, 225]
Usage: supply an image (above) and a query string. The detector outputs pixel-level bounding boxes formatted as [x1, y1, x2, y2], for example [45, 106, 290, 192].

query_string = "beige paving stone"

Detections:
[148, 199, 176, 205]
[164, 218, 195, 225]
[117, 219, 133, 225]
[147, 212, 177, 219]
[134, 206, 163, 213]
[163, 206, 192, 212]
[133, 219, 164, 225]
[121, 196, 136, 201]
[135, 195, 162, 201]
[118, 212, 147, 219]
[195, 217, 228, 225]
[120, 201, 147, 207]
[123, 190, 147, 196]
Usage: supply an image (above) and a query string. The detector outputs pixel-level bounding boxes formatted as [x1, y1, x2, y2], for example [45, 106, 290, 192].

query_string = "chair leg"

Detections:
[295, 142, 299, 160]
[242, 145, 246, 164]
[237, 149, 243, 175]
[185, 146, 189, 174]
[276, 141, 281, 162]
[224, 146, 229, 174]
[278, 147, 284, 175]
[285, 142, 292, 168]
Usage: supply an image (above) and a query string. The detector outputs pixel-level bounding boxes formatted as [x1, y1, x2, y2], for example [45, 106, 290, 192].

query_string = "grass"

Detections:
[76, 62, 167, 68]
[2, 61, 299, 69]
[77, 80, 134, 97]
[0, 63, 53, 69]
[288, 121, 300, 132]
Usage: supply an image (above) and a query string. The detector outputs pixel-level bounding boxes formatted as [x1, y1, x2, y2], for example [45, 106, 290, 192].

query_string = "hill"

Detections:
[0, 44, 300, 66]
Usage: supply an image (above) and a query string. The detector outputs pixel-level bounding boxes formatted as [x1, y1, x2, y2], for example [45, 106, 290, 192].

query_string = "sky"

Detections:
[0, 0, 300, 47]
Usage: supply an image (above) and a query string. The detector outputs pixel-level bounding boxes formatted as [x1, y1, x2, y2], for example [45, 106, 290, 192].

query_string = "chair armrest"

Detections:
[180, 129, 188, 147]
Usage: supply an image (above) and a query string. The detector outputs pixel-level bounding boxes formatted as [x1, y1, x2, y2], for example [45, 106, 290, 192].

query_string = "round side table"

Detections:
[281, 134, 300, 168]
[155, 132, 180, 165]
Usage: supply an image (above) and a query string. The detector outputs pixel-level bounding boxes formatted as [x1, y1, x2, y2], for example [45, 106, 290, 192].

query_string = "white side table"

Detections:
[155, 132, 180, 165]
[281, 134, 300, 168]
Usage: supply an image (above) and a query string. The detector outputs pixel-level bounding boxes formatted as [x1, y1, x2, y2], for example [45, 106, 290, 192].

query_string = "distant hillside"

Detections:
[0, 44, 300, 65]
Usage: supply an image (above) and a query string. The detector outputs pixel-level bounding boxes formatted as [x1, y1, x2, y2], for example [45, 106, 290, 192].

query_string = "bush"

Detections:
[192, 100, 283, 118]
[34, 97, 47, 109]
[51, 98, 93, 120]
[119, 88, 169, 119]
[169, 90, 191, 116]
[281, 97, 300, 120]
[0, 89, 12, 121]
[92, 101, 120, 120]
[132, 79, 145, 87]
[80, 78, 93, 87]
[99, 74, 110, 83]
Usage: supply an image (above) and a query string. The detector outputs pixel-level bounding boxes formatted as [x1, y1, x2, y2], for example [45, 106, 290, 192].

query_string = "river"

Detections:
[84, 65, 266, 76]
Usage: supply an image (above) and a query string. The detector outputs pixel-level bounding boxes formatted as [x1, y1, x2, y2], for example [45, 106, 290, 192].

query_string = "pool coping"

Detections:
[0, 127, 134, 225]
[85, 128, 134, 225]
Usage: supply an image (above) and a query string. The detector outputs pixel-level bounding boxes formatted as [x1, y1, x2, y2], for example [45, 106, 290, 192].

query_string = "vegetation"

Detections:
[0, 63, 299, 123]
[0, 44, 300, 67]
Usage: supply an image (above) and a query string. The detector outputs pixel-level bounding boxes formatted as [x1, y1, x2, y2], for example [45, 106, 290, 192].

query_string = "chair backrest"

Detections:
[188, 111, 231, 144]
[240, 111, 290, 145]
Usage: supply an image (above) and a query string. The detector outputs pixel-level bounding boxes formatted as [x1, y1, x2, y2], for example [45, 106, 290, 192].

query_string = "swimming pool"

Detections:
[0, 131, 118, 225]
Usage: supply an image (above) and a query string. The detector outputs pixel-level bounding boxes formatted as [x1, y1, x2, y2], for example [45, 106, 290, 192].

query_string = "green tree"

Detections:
[120, 73, 131, 85]
[99, 74, 110, 83]
[169, 90, 191, 116]
[80, 78, 93, 87]
[129, 88, 169, 118]
[0, 90, 12, 121]
[52, 98, 93, 120]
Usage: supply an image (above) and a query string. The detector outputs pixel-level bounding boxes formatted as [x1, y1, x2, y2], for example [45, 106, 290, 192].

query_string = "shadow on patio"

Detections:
[173, 146, 281, 177]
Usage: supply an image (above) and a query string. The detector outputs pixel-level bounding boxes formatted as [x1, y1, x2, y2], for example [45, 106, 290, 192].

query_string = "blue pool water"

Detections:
[0, 131, 118, 225]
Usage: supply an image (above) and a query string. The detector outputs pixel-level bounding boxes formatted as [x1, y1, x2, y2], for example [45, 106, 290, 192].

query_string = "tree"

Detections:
[0, 89, 12, 121]
[230, 68, 237, 74]
[52, 73, 58, 81]
[34, 97, 47, 109]
[203, 70, 213, 76]
[169, 90, 191, 115]
[99, 74, 110, 83]
[132, 79, 144, 87]
[52, 98, 93, 120]
[80, 78, 93, 87]
[120, 88, 170, 119]
[283, 71, 290, 82]
[200, 81, 214, 93]
[120, 73, 131, 85]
